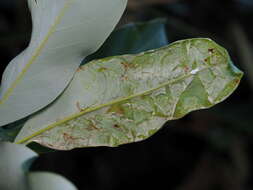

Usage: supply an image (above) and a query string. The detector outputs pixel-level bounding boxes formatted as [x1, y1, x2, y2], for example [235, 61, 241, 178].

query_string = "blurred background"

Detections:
[0, 0, 253, 190]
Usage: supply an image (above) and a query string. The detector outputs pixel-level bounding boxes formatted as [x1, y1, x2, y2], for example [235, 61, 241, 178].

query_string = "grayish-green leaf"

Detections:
[0, 0, 128, 126]
[85, 18, 168, 63]
[15, 38, 243, 150]
[0, 118, 28, 142]
[0, 142, 38, 190]
[0, 19, 167, 144]
[28, 172, 77, 190]
[0, 142, 76, 189]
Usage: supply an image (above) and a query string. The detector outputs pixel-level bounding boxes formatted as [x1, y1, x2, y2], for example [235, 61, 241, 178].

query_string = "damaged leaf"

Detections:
[15, 38, 243, 150]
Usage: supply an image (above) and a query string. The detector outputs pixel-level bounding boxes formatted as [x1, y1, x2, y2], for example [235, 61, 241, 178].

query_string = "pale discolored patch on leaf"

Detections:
[15, 38, 243, 150]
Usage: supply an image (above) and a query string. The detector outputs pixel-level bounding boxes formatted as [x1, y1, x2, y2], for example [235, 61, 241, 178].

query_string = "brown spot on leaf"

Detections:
[121, 62, 131, 70]
[63, 133, 78, 142]
[234, 79, 240, 84]
[77, 67, 85, 72]
[121, 74, 129, 81]
[107, 105, 125, 115]
[86, 121, 100, 131]
[208, 48, 215, 53]
[98, 67, 108, 72]
[183, 66, 190, 73]
[120, 61, 137, 70]
[113, 124, 120, 129]
[76, 102, 82, 112]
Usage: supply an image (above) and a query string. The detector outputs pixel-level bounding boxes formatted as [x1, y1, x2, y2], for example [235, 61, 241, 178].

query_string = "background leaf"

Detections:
[28, 172, 77, 190]
[0, 142, 77, 190]
[15, 38, 243, 150]
[85, 18, 168, 63]
[0, 142, 37, 190]
[0, 0, 128, 126]
[0, 118, 27, 142]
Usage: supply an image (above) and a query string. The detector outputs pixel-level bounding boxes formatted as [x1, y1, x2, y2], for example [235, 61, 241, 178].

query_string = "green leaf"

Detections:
[0, 118, 28, 142]
[85, 18, 168, 63]
[28, 172, 77, 190]
[27, 142, 56, 154]
[15, 38, 243, 150]
[0, 0, 127, 127]
[0, 142, 37, 190]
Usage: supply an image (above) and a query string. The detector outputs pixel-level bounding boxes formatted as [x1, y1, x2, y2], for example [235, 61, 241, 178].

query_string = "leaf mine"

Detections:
[15, 38, 243, 150]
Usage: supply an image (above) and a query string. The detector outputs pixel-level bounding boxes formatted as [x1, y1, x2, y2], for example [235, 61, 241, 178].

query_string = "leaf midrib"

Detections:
[0, 0, 73, 104]
[16, 65, 214, 144]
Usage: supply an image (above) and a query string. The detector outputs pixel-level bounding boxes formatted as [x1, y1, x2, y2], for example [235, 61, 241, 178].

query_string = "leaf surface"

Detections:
[0, 142, 76, 189]
[0, 142, 37, 190]
[15, 38, 243, 150]
[0, 19, 166, 146]
[85, 18, 168, 63]
[0, 0, 127, 126]
[28, 172, 77, 190]
[0, 118, 27, 142]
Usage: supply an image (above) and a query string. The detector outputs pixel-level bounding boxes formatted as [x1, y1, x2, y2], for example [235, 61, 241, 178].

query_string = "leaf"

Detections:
[0, 142, 77, 190]
[28, 172, 77, 190]
[0, 19, 167, 145]
[0, 121, 24, 142]
[85, 18, 169, 63]
[0, 0, 128, 127]
[15, 38, 243, 150]
[0, 118, 28, 142]
[27, 142, 56, 154]
[0, 142, 38, 190]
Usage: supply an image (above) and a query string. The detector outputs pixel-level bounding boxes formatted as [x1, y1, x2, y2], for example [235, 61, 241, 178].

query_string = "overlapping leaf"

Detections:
[0, 19, 168, 148]
[0, 142, 37, 190]
[85, 18, 168, 62]
[28, 172, 77, 190]
[15, 38, 243, 150]
[0, 142, 77, 190]
[0, 0, 127, 126]
[0, 118, 27, 142]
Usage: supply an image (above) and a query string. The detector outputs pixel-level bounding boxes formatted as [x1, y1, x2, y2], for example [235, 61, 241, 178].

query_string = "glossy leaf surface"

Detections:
[0, 0, 127, 126]
[85, 18, 168, 63]
[15, 38, 243, 150]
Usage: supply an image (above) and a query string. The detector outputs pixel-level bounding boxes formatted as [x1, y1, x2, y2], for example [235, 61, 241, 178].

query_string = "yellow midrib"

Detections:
[0, 0, 73, 105]
[15, 66, 213, 144]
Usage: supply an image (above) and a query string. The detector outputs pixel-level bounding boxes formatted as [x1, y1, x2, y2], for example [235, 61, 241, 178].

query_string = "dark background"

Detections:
[1, 0, 253, 189]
